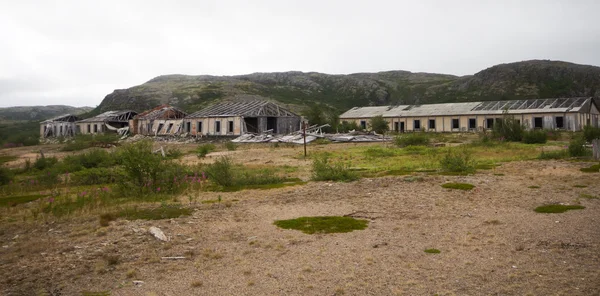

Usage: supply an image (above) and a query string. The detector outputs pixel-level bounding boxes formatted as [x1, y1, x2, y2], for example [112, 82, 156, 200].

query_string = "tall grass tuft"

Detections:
[439, 149, 475, 174]
[311, 155, 358, 182]
[394, 134, 429, 147]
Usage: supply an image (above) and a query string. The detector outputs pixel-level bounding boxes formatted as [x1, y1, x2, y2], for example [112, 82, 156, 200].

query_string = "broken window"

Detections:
[486, 118, 494, 129]
[228, 121, 234, 133]
[215, 121, 221, 133]
[414, 120, 421, 130]
[166, 123, 173, 133]
[186, 122, 191, 133]
[394, 122, 399, 131]
[157, 123, 164, 133]
[94, 124, 98, 133]
[452, 119, 459, 129]
[534, 117, 543, 129]
[555, 116, 564, 129]
[87, 124, 91, 133]
[197, 121, 203, 134]
[360, 121, 366, 129]
[428, 119, 436, 130]
[468, 118, 476, 129]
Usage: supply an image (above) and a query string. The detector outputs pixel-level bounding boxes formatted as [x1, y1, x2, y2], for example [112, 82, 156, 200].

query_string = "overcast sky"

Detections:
[1, 0, 599, 107]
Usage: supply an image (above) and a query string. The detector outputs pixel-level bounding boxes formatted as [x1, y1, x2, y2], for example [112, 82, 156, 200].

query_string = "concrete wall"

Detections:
[76, 122, 105, 135]
[341, 111, 592, 133]
[40, 122, 77, 138]
[135, 119, 184, 136]
[183, 116, 301, 136]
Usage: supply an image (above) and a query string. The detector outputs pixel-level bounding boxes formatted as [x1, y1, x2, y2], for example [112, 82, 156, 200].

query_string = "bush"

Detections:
[492, 114, 524, 142]
[165, 147, 184, 159]
[522, 130, 547, 144]
[538, 149, 568, 160]
[117, 141, 165, 194]
[394, 134, 429, 147]
[63, 149, 114, 171]
[311, 155, 358, 182]
[583, 125, 600, 142]
[33, 156, 58, 171]
[0, 167, 13, 185]
[339, 121, 360, 133]
[197, 144, 216, 158]
[225, 142, 238, 151]
[439, 150, 475, 173]
[70, 167, 125, 185]
[568, 136, 588, 157]
[205, 156, 234, 187]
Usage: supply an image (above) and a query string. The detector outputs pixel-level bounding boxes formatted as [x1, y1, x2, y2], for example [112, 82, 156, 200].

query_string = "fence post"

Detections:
[593, 139, 600, 160]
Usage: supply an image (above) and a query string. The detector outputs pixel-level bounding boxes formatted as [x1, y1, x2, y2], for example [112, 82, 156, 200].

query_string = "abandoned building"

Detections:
[40, 114, 81, 138]
[184, 101, 301, 136]
[340, 97, 600, 132]
[75, 110, 138, 135]
[130, 105, 188, 136]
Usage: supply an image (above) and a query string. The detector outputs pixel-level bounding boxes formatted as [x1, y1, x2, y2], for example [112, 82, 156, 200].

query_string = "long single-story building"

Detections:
[130, 105, 188, 136]
[76, 110, 138, 135]
[184, 101, 301, 136]
[340, 97, 600, 132]
[40, 114, 80, 138]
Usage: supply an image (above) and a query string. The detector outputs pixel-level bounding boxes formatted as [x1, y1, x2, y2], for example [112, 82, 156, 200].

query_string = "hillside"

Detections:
[95, 60, 600, 114]
[0, 105, 93, 122]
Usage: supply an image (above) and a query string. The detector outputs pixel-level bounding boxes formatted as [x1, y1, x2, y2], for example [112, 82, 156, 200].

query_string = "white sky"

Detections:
[1, 0, 599, 107]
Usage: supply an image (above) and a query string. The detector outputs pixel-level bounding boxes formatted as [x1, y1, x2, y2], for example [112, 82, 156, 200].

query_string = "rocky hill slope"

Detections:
[96, 60, 600, 114]
[0, 105, 93, 122]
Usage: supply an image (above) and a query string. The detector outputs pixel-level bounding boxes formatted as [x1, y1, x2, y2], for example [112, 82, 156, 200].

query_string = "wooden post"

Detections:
[303, 121, 307, 158]
[593, 139, 600, 160]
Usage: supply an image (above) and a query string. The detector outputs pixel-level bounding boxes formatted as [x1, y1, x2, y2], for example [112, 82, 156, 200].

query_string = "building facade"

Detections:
[130, 105, 188, 136]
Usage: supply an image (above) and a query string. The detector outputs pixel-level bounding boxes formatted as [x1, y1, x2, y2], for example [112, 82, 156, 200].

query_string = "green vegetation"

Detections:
[534, 204, 585, 213]
[528, 185, 540, 189]
[369, 115, 389, 135]
[394, 133, 429, 147]
[225, 141, 238, 151]
[273, 216, 368, 234]
[441, 183, 475, 190]
[0, 121, 39, 147]
[492, 112, 524, 142]
[197, 143, 216, 158]
[424, 248, 441, 254]
[61, 134, 120, 151]
[439, 150, 475, 174]
[0, 194, 47, 207]
[583, 125, 600, 142]
[0, 167, 13, 186]
[0, 155, 18, 165]
[311, 155, 358, 182]
[580, 163, 600, 173]
[568, 136, 588, 157]
[205, 156, 296, 190]
[539, 149, 568, 160]
[116, 204, 193, 220]
[522, 130, 548, 144]
[580, 193, 599, 199]
[572, 185, 587, 188]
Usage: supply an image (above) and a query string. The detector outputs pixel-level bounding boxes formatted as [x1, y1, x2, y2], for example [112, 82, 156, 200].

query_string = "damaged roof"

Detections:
[77, 110, 138, 123]
[41, 114, 80, 123]
[136, 105, 187, 120]
[340, 97, 597, 118]
[186, 101, 298, 118]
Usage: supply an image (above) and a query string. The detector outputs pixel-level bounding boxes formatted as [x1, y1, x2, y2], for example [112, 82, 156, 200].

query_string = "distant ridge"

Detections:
[0, 105, 93, 121]
[94, 60, 600, 114]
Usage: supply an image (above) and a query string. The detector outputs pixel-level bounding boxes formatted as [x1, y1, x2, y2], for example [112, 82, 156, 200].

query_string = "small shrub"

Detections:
[538, 149, 568, 160]
[117, 204, 193, 220]
[568, 136, 587, 157]
[225, 142, 238, 151]
[165, 147, 184, 159]
[71, 168, 125, 185]
[534, 204, 585, 213]
[311, 155, 358, 182]
[583, 125, 600, 142]
[364, 147, 396, 158]
[394, 134, 429, 147]
[439, 150, 475, 173]
[441, 182, 475, 190]
[206, 156, 234, 187]
[274, 216, 368, 234]
[197, 144, 216, 158]
[424, 248, 441, 254]
[492, 113, 524, 142]
[99, 213, 116, 227]
[522, 130, 547, 144]
[33, 156, 58, 170]
[0, 167, 13, 185]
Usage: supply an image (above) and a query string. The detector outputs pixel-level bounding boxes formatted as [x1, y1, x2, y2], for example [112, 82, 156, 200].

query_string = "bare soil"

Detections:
[0, 146, 599, 295]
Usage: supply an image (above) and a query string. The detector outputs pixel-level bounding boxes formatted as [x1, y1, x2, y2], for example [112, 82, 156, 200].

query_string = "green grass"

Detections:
[0, 155, 18, 165]
[424, 248, 441, 254]
[534, 204, 585, 213]
[580, 193, 599, 199]
[116, 204, 193, 220]
[0, 194, 47, 207]
[441, 183, 475, 190]
[528, 185, 540, 189]
[580, 163, 600, 173]
[273, 216, 368, 234]
[572, 185, 588, 188]
[217, 179, 306, 192]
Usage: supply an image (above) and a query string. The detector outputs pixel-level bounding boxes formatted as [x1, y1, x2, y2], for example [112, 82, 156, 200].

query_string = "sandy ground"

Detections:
[0, 148, 599, 295]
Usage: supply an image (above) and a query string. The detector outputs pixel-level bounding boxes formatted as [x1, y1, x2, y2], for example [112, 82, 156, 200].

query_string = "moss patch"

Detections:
[117, 205, 193, 220]
[534, 204, 585, 213]
[274, 216, 368, 234]
[580, 193, 599, 199]
[528, 185, 540, 189]
[441, 183, 475, 190]
[580, 164, 600, 173]
[572, 185, 588, 188]
[424, 248, 441, 254]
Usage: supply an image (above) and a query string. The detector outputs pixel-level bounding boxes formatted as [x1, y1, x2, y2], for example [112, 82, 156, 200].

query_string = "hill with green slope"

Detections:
[95, 60, 600, 114]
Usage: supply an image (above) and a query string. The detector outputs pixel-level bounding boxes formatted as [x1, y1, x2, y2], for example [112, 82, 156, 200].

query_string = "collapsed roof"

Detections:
[77, 110, 137, 123]
[135, 105, 187, 120]
[41, 114, 80, 123]
[186, 101, 298, 118]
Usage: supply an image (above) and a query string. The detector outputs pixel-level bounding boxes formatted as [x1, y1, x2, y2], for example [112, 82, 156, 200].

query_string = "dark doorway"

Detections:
[394, 122, 399, 132]
[555, 116, 564, 129]
[429, 119, 436, 130]
[215, 121, 221, 134]
[414, 120, 421, 130]
[267, 117, 277, 133]
[244, 117, 258, 133]
[186, 122, 191, 133]
[486, 118, 494, 129]
[400, 122, 405, 132]
[468, 118, 476, 130]
[534, 117, 543, 129]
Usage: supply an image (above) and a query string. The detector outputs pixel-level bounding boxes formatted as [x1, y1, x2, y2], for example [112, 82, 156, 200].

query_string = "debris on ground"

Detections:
[149, 227, 168, 242]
